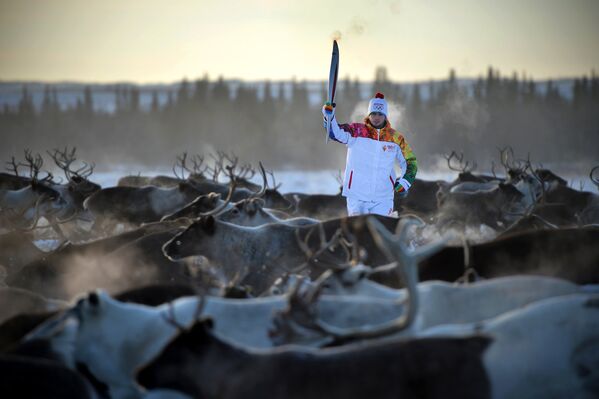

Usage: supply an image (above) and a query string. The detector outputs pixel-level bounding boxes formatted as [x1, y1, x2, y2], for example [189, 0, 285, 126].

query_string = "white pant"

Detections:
[346, 197, 394, 217]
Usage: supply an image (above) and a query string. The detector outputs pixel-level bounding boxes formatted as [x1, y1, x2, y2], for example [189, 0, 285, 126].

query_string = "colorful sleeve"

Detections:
[337, 123, 351, 132]
[329, 120, 356, 145]
[399, 136, 418, 185]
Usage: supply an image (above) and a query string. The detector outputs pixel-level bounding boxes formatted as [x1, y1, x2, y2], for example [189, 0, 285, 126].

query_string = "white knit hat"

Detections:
[367, 92, 388, 117]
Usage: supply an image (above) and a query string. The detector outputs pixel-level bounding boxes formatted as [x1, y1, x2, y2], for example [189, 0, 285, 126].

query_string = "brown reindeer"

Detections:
[0, 150, 64, 231]
[136, 315, 490, 399]
[162, 214, 401, 295]
[418, 226, 599, 284]
[45, 147, 101, 239]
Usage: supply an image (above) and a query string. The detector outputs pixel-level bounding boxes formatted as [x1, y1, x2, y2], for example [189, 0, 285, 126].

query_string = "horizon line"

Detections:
[1, 71, 597, 87]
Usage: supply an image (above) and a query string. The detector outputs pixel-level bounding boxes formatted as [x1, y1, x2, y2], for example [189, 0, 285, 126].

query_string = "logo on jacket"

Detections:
[382, 144, 395, 152]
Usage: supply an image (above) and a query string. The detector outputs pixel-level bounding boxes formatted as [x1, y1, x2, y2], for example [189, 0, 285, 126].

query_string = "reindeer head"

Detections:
[218, 198, 267, 224]
[161, 192, 222, 221]
[162, 216, 218, 261]
[31, 182, 62, 203]
[47, 147, 94, 183]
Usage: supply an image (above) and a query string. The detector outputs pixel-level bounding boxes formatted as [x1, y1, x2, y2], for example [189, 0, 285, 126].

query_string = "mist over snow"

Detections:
[90, 164, 598, 194]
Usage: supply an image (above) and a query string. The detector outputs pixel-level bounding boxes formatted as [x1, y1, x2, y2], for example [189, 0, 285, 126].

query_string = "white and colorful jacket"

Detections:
[329, 116, 418, 201]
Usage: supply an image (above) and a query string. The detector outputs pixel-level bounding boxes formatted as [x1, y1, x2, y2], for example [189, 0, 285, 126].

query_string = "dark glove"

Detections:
[394, 178, 411, 194]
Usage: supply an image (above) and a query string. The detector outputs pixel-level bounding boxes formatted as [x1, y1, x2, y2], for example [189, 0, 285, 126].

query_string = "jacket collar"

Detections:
[364, 117, 393, 133]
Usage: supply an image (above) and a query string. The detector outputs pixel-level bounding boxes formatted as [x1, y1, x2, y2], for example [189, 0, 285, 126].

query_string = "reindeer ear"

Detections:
[499, 182, 521, 197]
[88, 291, 100, 307]
[247, 200, 256, 215]
[201, 215, 215, 234]
[202, 317, 214, 330]
[189, 317, 214, 338]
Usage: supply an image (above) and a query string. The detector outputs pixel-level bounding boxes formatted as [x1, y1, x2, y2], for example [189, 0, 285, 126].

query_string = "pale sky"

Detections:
[1, 0, 598, 83]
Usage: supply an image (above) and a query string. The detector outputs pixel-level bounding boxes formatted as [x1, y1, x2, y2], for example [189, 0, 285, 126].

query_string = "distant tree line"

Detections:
[1, 67, 598, 171]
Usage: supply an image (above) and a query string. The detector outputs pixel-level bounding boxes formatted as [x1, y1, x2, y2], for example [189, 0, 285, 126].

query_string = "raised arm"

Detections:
[322, 104, 356, 145]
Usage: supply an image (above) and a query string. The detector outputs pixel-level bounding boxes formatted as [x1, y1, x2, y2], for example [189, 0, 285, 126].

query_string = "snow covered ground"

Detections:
[92, 168, 345, 194]
[31, 165, 597, 253]
[92, 167, 598, 194]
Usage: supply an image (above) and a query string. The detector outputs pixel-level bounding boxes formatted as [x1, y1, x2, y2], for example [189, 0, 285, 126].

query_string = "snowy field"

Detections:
[91, 167, 599, 194]
[29, 164, 594, 254]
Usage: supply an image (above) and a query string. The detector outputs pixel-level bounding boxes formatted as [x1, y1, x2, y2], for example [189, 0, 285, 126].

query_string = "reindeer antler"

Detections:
[5, 156, 25, 176]
[190, 154, 209, 177]
[248, 162, 268, 200]
[266, 168, 282, 191]
[207, 151, 225, 182]
[498, 146, 526, 178]
[23, 149, 53, 183]
[268, 271, 334, 346]
[173, 152, 189, 180]
[196, 162, 239, 217]
[270, 216, 448, 346]
[294, 224, 348, 273]
[444, 150, 477, 173]
[523, 153, 546, 204]
[47, 146, 93, 182]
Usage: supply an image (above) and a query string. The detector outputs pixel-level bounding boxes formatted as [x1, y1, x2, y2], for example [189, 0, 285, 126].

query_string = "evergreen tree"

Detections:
[448, 69, 457, 89]
[41, 85, 53, 116]
[473, 77, 484, 101]
[17, 86, 35, 118]
[151, 90, 160, 114]
[193, 74, 209, 104]
[290, 77, 309, 111]
[263, 80, 274, 107]
[410, 83, 422, 115]
[129, 86, 140, 113]
[350, 76, 361, 104]
[590, 70, 599, 103]
[83, 85, 94, 116]
[177, 78, 190, 106]
[211, 76, 229, 102]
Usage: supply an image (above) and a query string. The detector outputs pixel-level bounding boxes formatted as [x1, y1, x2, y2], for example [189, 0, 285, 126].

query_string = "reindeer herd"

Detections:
[0, 147, 598, 398]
